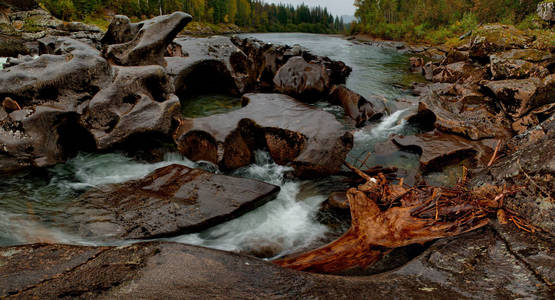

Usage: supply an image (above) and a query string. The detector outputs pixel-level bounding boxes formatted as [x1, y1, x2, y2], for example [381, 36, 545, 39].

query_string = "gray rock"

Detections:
[537, 1, 555, 22]
[102, 12, 192, 66]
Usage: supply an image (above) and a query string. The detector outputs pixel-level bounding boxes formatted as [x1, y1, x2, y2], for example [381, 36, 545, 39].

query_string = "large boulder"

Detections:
[80, 65, 180, 150]
[414, 85, 512, 140]
[273, 56, 330, 102]
[174, 93, 353, 178]
[0, 103, 95, 172]
[481, 76, 554, 119]
[490, 54, 549, 80]
[230, 36, 351, 92]
[0, 37, 111, 107]
[102, 12, 192, 66]
[393, 130, 495, 172]
[327, 85, 384, 127]
[68, 164, 280, 240]
[469, 25, 533, 60]
[165, 36, 250, 96]
[1, 227, 552, 299]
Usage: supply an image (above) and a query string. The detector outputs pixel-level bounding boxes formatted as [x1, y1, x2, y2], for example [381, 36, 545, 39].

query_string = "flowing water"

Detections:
[0, 33, 429, 257]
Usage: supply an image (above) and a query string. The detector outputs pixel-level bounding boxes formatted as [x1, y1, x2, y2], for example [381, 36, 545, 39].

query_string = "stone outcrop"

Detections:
[327, 85, 384, 127]
[102, 12, 192, 66]
[273, 56, 330, 101]
[471, 116, 555, 235]
[174, 93, 353, 178]
[165, 36, 250, 96]
[1, 226, 552, 299]
[80, 65, 180, 150]
[68, 164, 280, 240]
[481, 76, 554, 119]
[393, 130, 495, 171]
[469, 25, 533, 60]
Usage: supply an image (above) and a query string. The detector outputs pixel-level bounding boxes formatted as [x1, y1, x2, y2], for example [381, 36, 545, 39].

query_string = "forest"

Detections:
[40, 0, 346, 33]
[353, 0, 551, 43]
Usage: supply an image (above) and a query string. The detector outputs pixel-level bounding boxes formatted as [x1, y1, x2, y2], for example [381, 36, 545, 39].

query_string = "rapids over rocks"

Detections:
[0, 5, 553, 299]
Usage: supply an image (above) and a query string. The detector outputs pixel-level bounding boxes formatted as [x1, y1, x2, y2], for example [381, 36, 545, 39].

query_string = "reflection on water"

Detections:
[181, 93, 243, 118]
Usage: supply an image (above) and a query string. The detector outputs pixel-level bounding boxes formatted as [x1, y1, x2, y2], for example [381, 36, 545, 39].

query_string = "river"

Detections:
[0, 33, 434, 258]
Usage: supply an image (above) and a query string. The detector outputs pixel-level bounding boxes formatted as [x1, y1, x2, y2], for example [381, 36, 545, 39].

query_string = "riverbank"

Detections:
[1, 4, 554, 299]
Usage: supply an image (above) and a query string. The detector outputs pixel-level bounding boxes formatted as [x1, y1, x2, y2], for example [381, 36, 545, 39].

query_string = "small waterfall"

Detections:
[173, 151, 329, 259]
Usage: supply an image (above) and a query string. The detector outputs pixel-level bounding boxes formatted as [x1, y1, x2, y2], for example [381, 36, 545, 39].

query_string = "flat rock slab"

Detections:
[69, 164, 280, 240]
[175, 93, 353, 178]
[393, 130, 495, 171]
[1, 225, 552, 299]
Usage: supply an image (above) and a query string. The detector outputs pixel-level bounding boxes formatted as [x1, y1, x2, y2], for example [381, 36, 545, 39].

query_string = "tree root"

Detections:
[273, 163, 534, 274]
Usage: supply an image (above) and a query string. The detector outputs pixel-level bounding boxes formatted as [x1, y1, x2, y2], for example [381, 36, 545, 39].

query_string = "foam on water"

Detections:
[173, 151, 329, 258]
[49, 152, 197, 190]
[0, 57, 6, 70]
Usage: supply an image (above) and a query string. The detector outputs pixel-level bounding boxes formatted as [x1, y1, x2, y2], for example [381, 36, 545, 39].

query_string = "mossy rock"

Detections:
[470, 24, 534, 58]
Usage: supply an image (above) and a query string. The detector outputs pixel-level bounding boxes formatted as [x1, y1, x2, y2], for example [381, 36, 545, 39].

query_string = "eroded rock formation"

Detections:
[174, 93, 353, 177]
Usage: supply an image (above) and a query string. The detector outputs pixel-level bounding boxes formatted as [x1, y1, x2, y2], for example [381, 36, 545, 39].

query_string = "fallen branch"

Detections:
[488, 140, 502, 167]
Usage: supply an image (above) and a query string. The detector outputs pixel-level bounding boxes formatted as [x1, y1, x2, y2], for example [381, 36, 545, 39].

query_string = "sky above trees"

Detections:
[265, 0, 355, 16]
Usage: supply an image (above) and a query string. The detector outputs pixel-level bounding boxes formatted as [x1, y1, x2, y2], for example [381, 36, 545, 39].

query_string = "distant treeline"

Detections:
[41, 0, 346, 33]
[353, 0, 547, 43]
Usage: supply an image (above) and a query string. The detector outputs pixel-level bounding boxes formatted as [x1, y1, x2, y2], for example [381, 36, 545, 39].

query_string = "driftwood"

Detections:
[273, 162, 529, 274]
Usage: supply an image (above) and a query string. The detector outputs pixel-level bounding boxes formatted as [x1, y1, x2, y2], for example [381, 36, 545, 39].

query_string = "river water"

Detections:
[0, 33, 430, 258]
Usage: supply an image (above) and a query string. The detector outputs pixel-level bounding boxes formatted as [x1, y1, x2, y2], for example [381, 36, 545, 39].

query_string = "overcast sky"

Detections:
[265, 0, 356, 16]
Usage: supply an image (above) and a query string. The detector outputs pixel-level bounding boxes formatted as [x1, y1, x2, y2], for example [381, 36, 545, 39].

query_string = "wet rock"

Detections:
[80, 65, 180, 150]
[166, 36, 249, 96]
[273, 56, 330, 102]
[174, 93, 353, 178]
[0, 103, 94, 172]
[393, 130, 494, 171]
[70, 164, 280, 240]
[231, 36, 351, 91]
[102, 12, 192, 66]
[490, 54, 549, 80]
[327, 85, 384, 127]
[537, 1, 555, 22]
[1, 228, 552, 299]
[481, 76, 554, 119]
[416, 86, 511, 140]
[470, 25, 533, 60]
[471, 117, 555, 234]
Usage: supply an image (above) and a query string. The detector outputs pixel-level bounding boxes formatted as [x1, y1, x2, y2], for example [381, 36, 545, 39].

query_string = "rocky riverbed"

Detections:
[0, 1, 554, 299]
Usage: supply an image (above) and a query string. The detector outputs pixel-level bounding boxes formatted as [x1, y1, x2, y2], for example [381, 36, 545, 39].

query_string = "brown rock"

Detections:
[470, 25, 533, 59]
[327, 85, 384, 127]
[481, 76, 554, 119]
[1, 97, 20, 112]
[1, 228, 552, 299]
[393, 130, 494, 171]
[490, 55, 549, 80]
[174, 93, 353, 178]
[69, 164, 280, 240]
